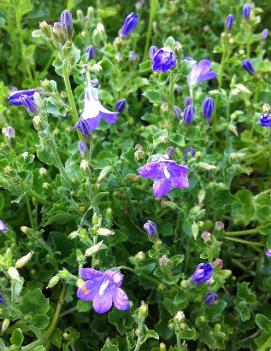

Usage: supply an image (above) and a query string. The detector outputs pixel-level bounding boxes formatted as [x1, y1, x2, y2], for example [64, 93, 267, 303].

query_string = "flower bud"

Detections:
[183, 104, 195, 124]
[139, 301, 148, 318]
[1, 319, 10, 333]
[242, 59, 255, 75]
[263, 104, 271, 113]
[97, 228, 114, 236]
[225, 14, 234, 30]
[215, 221, 224, 230]
[52, 22, 65, 44]
[78, 141, 87, 157]
[201, 231, 212, 242]
[143, 220, 157, 236]
[92, 64, 102, 73]
[47, 275, 60, 289]
[2, 126, 15, 139]
[33, 116, 42, 129]
[159, 255, 169, 266]
[202, 97, 215, 122]
[60, 10, 73, 39]
[161, 102, 169, 112]
[116, 98, 127, 113]
[20, 226, 32, 235]
[80, 159, 89, 172]
[135, 251, 145, 260]
[134, 149, 145, 160]
[129, 51, 137, 61]
[174, 105, 181, 119]
[15, 251, 33, 268]
[8, 267, 20, 280]
[39, 167, 47, 176]
[160, 343, 167, 351]
[39, 21, 52, 39]
[175, 311, 185, 322]
[242, 4, 251, 20]
[86, 45, 96, 59]
[85, 241, 104, 256]
[212, 258, 223, 269]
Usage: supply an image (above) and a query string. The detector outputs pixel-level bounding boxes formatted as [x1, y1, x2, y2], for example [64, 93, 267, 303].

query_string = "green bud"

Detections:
[1, 319, 10, 333]
[76, 9, 84, 22]
[139, 301, 148, 319]
[160, 343, 167, 351]
[47, 275, 60, 289]
[39, 21, 52, 39]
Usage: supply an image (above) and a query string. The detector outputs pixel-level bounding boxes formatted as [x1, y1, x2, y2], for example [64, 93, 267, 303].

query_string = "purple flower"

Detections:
[242, 59, 255, 75]
[184, 97, 193, 108]
[188, 59, 217, 86]
[0, 292, 6, 304]
[78, 141, 87, 156]
[174, 105, 181, 119]
[129, 51, 137, 61]
[0, 220, 7, 233]
[8, 89, 35, 106]
[192, 263, 213, 284]
[2, 126, 15, 139]
[266, 249, 271, 257]
[116, 98, 127, 113]
[138, 157, 189, 198]
[120, 12, 138, 37]
[261, 29, 269, 40]
[183, 105, 195, 124]
[74, 85, 118, 136]
[183, 56, 197, 64]
[60, 10, 73, 30]
[184, 147, 195, 163]
[20, 95, 39, 115]
[152, 48, 177, 73]
[143, 220, 157, 236]
[205, 292, 218, 304]
[225, 14, 234, 30]
[166, 147, 176, 158]
[259, 113, 271, 127]
[243, 4, 251, 20]
[202, 97, 215, 122]
[149, 45, 158, 59]
[77, 268, 130, 314]
[86, 45, 95, 59]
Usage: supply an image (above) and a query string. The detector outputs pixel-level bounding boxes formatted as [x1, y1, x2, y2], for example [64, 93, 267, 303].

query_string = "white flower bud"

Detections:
[97, 228, 114, 236]
[47, 275, 60, 289]
[85, 241, 104, 256]
[8, 267, 20, 280]
[175, 311, 185, 322]
[1, 319, 10, 333]
[15, 251, 33, 268]
[80, 159, 89, 172]
[39, 167, 47, 176]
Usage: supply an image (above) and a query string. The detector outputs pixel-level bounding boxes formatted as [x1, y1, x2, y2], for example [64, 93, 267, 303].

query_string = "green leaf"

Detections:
[101, 338, 119, 351]
[77, 300, 91, 312]
[32, 314, 50, 330]
[255, 314, 271, 332]
[142, 90, 162, 104]
[10, 328, 24, 347]
[20, 288, 49, 316]
[141, 326, 159, 344]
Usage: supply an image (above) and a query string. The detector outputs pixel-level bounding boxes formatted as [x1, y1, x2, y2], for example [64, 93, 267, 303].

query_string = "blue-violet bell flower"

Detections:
[174, 105, 181, 119]
[86, 45, 95, 59]
[225, 14, 234, 30]
[149, 45, 158, 59]
[74, 85, 118, 136]
[242, 4, 251, 19]
[265, 249, 271, 257]
[138, 156, 189, 198]
[8, 89, 35, 106]
[77, 268, 130, 314]
[259, 113, 271, 127]
[205, 292, 218, 304]
[202, 97, 215, 122]
[152, 48, 177, 73]
[119, 12, 138, 37]
[78, 141, 88, 156]
[60, 10, 73, 30]
[192, 263, 213, 284]
[129, 51, 137, 61]
[261, 29, 269, 40]
[183, 105, 195, 124]
[242, 59, 255, 75]
[0, 220, 7, 233]
[188, 59, 217, 86]
[116, 98, 127, 113]
[0, 292, 6, 304]
[143, 220, 157, 236]
[184, 147, 195, 163]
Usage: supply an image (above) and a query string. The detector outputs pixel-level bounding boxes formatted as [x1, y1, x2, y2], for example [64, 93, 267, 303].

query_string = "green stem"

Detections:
[26, 196, 35, 229]
[144, 0, 157, 59]
[258, 335, 271, 351]
[176, 334, 182, 351]
[224, 236, 263, 248]
[225, 228, 260, 236]
[134, 337, 142, 351]
[28, 190, 50, 206]
[22, 286, 67, 350]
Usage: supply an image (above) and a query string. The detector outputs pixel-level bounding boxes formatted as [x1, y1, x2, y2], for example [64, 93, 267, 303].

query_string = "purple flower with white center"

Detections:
[77, 268, 130, 314]
[138, 157, 189, 198]
[8, 89, 35, 106]
[149, 45, 158, 59]
[0, 220, 7, 233]
[174, 105, 181, 119]
[192, 263, 213, 284]
[119, 12, 138, 37]
[184, 147, 195, 163]
[242, 59, 255, 75]
[225, 14, 234, 30]
[183, 105, 195, 124]
[243, 4, 251, 20]
[60, 10, 73, 30]
[2, 126, 15, 139]
[261, 29, 269, 40]
[78, 141, 87, 156]
[152, 48, 177, 73]
[202, 97, 215, 122]
[188, 59, 217, 86]
[116, 98, 127, 113]
[205, 292, 218, 304]
[86, 45, 95, 59]
[143, 220, 157, 236]
[259, 113, 271, 127]
[74, 85, 118, 136]
[129, 51, 137, 61]
[265, 249, 271, 257]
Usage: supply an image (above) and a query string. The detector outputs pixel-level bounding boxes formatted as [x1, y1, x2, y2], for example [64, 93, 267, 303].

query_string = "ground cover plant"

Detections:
[0, 0, 271, 350]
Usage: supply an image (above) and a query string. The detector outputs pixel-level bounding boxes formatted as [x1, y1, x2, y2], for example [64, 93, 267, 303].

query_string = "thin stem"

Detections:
[28, 190, 50, 206]
[22, 286, 67, 350]
[26, 196, 35, 229]
[144, 0, 157, 59]
[225, 228, 260, 236]
[176, 334, 182, 351]
[134, 336, 142, 351]
[224, 236, 263, 248]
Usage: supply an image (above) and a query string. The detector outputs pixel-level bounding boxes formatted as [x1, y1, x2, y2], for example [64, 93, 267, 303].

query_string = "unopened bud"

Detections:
[2, 126, 15, 139]
[212, 258, 223, 269]
[201, 231, 212, 242]
[215, 221, 224, 230]
[159, 255, 169, 266]
[161, 102, 169, 112]
[160, 343, 167, 351]
[139, 301, 148, 318]
[263, 103, 271, 113]
[33, 115, 42, 129]
[1, 319, 10, 333]
[134, 149, 145, 160]
[15, 251, 33, 268]
[39, 167, 47, 176]
[8, 267, 20, 280]
[92, 64, 102, 73]
[80, 159, 89, 172]
[180, 279, 190, 288]
[20, 226, 32, 235]
[47, 275, 60, 289]
[158, 135, 168, 143]
[97, 228, 114, 236]
[39, 21, 52, 39]
[174, 41, 182, 51]
[85, 241, 104, 256]
[175, 311, 185, 322]
[135, 251, 145, 260]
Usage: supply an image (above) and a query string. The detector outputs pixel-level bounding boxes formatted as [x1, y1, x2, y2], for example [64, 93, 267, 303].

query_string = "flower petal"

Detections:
[153, 178, 171, 197]
[93, 293, 113, 314]
[99, 104, 118, 124]
[79, 268, 104, 280]
[74, 117, 100, 136]
[112, 287, 130, 311]
[76, 280, 100, 302]
[163, 161, 188, 177]
[171, 174, 189, 189]
[138, 162, 161, 179]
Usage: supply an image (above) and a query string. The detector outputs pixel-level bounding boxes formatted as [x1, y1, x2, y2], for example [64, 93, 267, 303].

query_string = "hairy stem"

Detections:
[144, 0, 157, 59]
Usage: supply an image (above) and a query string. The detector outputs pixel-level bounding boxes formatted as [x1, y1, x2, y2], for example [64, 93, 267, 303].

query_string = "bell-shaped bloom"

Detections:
[225, 14, 234, 30]
[152, 48, 177, 73]
[143, 220, 157, 236]
[183, 105, 195, 124]
[205, 292, 218, 304]
[261, 29, 269, 40]
[8, 89, 35, 106]
[116, 98, 127, 113]
[192, 263, 213, 284]
[242, 59, 255, 75]
[265, 249, 271, 257]
[0, 220, 7, 233]
[138, 157, 189, 198]
[77, 268, 130, 314]
[184, 97, 193, 108]
[78, 141, 87, 156]
[184, 147, 195, 163]
[174, 105, 181, 119]
[202, 97, 215, 122]
[259, 113, 271, 127]
[74, 85, 118, 136]
[60, 10, 73, 30]
[188, 59, 217, 86]
[119, 12, 138, 37]
[86, 45, 95, 59]
[149, 45, 158, 59]
[242, 4, 251, 20]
